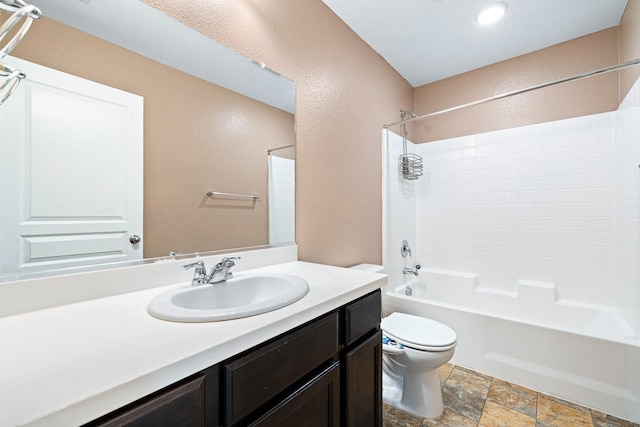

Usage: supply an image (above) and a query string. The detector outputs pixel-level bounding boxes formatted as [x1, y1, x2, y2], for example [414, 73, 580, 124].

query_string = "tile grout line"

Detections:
[478, 376, 494, 427]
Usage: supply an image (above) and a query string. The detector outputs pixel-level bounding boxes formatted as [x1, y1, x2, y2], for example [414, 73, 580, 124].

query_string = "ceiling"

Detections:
[321, 0, 629, 87]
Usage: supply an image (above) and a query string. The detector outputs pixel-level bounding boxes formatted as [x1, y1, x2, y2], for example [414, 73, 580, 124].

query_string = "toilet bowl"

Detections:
[347, 264, 457, 418]
[381, 312, 457, 418]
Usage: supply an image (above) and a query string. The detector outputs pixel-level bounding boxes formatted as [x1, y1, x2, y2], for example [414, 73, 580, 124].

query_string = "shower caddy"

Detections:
[398, 109, 423, 180]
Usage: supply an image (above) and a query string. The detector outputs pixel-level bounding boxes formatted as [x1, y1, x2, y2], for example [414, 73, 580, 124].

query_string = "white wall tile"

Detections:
[383, 82, 640, 334]
[615, 80, 640, 335]
[412, 112, 619, 307]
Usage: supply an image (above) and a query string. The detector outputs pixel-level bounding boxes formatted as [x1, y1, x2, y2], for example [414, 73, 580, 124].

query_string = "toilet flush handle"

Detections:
[382, 336, 405, 355]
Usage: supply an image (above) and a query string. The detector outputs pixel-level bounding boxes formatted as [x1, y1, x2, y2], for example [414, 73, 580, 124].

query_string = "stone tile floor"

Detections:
[383, 364, 640, 427]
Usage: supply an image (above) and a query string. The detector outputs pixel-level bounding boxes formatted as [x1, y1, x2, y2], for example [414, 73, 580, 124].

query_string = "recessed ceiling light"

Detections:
[477, 2, 508, 26]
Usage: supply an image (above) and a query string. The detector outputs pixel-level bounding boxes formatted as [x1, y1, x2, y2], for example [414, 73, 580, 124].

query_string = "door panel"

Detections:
[0, 55, 143, 275]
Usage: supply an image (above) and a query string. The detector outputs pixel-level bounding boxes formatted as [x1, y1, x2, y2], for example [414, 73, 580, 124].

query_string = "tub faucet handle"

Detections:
[401, 240, 412, 258]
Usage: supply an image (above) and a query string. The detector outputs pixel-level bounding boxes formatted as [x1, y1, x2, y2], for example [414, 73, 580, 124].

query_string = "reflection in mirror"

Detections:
[268, 145, 296, 245]
[0, 0, 295, 281]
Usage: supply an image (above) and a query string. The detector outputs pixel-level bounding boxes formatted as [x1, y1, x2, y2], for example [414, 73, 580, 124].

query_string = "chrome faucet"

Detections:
[402, 264, 421, 276]
[182, 257, 240, 285]
[208, 257, 240, 283]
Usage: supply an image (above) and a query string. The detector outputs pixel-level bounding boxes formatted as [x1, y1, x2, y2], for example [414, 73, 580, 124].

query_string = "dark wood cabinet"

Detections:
[223, 312, 339, 425]
[84, 290, 381, 427]
[344, 290, 382, 346]
[85, 374, 206, 427]
[248, 362, 341, 427]
[344, 330, 383, 427]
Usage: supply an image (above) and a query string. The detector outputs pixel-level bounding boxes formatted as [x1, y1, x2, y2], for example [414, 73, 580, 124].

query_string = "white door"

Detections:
[0, 56, 143, 276]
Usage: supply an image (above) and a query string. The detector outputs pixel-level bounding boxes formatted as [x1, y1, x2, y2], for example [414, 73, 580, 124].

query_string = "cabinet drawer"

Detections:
[85, 375, 205, 427]
[344, 290, 381, 346]
[249, 362, 341, 427]
[224, 312, 340, 425]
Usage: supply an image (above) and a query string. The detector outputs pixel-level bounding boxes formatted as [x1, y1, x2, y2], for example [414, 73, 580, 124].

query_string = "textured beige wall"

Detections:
[620, 0, 640, 98]
[141, 0, 414, 266]
[412, 28, 620, 143]
[12, 18, 295, 258]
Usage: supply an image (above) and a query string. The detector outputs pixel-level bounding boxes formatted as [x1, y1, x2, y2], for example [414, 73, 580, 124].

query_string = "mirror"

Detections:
[0, 0, 296, 281]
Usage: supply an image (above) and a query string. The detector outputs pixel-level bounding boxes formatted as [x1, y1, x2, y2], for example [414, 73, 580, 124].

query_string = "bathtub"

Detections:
[383, 280, 640, 423]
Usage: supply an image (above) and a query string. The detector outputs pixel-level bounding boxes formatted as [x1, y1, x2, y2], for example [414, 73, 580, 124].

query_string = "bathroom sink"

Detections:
[147, 273, 310, 322]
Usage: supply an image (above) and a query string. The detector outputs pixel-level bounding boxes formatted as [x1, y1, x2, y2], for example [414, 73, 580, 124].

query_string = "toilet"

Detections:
[381, 312, 456, 418]
[349, 264, 457, 419]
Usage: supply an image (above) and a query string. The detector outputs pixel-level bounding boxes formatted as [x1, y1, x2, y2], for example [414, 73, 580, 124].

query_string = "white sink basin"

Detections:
[147, 273, 310, 322]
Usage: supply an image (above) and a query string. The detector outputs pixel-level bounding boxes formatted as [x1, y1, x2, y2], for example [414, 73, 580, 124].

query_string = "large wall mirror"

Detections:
[0, 0, 296, 281]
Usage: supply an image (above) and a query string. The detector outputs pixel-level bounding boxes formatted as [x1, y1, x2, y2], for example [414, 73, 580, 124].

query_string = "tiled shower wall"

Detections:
[415, 112, 617, 306]
[382, 130, 417, 280]
[384, 80, 640, 326]
[616, 82, 640, 332]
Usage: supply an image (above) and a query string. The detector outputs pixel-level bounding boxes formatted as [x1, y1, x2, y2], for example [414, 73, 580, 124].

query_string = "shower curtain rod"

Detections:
[383, 57, 640, 129]
[267, 144, 295, 154]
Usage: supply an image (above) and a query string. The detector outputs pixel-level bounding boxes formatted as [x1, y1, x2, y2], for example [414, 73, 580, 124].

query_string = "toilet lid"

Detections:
[381, 312, 456, 350]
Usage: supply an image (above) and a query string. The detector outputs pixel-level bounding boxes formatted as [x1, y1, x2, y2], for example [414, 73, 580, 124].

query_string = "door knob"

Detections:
[129, 234, 141, 244]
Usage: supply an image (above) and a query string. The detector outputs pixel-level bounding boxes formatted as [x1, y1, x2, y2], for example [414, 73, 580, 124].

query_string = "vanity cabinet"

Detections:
[83, 290, 381, 427]
[223, 311, 340, 425]
[248, 362, 341, 426]
[342, 290, 383, 427]
[344, 330, 383, 427]
[84, 375, 206, 427]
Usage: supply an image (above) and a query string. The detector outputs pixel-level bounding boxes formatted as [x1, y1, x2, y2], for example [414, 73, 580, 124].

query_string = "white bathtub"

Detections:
[383, 280, 640, 423]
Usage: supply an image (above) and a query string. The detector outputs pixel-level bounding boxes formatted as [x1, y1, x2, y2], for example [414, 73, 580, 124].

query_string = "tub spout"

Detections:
[403, 265, 421, 276]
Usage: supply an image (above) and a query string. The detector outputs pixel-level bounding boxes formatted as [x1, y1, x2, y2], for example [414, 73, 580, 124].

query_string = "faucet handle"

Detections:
[182, 261, 208, 285]
[401, 240, 412, 258]
[214, 257, 240, 281]
[218, 256, 240, 267]
[182, 260, 206, 271]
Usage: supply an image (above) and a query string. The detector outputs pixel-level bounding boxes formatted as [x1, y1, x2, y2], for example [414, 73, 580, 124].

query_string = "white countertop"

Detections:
[0, 261, 386, 427]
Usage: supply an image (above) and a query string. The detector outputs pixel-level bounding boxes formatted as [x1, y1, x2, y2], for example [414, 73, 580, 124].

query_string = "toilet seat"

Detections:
[381, 312, 457, 352]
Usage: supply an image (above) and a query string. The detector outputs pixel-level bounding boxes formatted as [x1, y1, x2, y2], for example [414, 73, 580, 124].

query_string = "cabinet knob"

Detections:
[129, 234, 141, 244]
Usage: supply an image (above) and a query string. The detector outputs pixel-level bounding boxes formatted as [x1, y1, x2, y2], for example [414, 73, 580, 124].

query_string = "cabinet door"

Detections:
[223, 312, 339, 425]
[249, 362, 340, 427]
[85, 375, 205, 427]
[344, 330, 382, 427]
